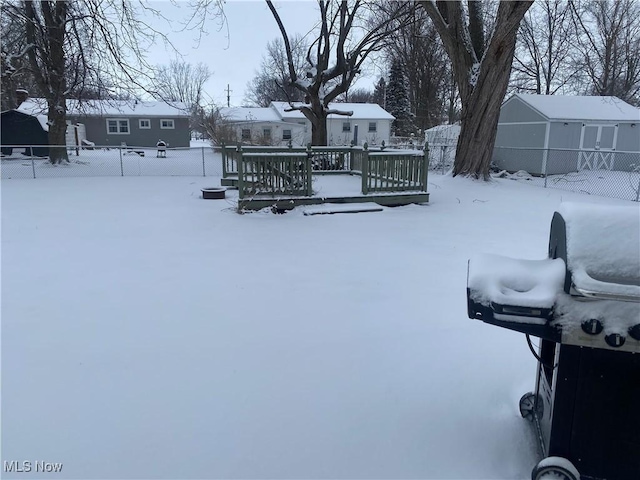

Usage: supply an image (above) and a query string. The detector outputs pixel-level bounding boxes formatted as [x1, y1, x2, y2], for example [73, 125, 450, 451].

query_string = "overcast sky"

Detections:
[144, 0, 379, 107]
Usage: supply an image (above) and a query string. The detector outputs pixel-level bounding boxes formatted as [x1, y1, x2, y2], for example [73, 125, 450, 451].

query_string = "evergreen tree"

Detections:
[372, 77, 386, 109]
[386, 60, 415, 136]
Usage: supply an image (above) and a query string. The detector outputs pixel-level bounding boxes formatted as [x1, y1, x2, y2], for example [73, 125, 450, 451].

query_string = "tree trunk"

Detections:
[420, 0, 532, 178]
[311, 114, 328, 145]
[306, 100, 328, 146]
[453, 36, 520, 178]
[48, 102, 68, 164]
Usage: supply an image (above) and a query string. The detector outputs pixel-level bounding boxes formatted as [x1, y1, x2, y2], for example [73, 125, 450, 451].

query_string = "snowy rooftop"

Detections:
[270, 101, 395, 120]
[512, 93, 640, 122]
[219, 107, 281, 123]
[17, 98, 189, 117]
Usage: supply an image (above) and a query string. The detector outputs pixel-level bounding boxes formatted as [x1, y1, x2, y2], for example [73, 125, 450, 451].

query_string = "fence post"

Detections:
[119, 146, 124, 176]
[237, 145, 244, 199]
[202, 146, 206, 176]
[361, 143, 369, 195]
[543, 149, 548, 188]
[31, 148, 36, 179]
[442, 145, 446, 175]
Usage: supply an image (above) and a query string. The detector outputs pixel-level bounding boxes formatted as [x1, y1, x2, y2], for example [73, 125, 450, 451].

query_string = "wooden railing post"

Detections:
[306, 144, 313, 196]
[237, 145, 244, 199]
[221, 142, 227, 178]
[422, 148, 429, 192]
[361, 143, 369, 195]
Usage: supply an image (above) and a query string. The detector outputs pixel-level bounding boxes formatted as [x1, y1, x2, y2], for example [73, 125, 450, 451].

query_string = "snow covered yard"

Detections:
[1, 174, 634, 479]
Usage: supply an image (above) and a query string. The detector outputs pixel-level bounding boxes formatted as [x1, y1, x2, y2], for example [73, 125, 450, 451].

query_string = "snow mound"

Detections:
[468, 254, 566, 309]
[559, 202, 640, 299]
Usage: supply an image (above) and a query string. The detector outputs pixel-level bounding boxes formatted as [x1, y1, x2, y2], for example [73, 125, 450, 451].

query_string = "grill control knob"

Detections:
[604, 333, 626, 348]
[629, 324, 640, 341]
[581, 319, 603, 335]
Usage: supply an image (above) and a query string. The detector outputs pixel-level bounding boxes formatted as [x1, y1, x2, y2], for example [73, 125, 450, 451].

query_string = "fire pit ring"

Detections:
[201, 187, 226, 200]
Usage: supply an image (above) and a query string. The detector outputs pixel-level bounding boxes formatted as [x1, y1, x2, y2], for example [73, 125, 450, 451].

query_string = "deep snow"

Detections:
[1, 170, 636, 479]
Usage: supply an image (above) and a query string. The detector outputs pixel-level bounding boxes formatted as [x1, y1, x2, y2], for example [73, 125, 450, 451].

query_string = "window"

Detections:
[139, 119, 151, 129]
[282, 129, 292, 140]
[342, 121, 351, 132]
[241, 129, 251, 141]
[263, 127, 271, 139]
[106, 119, 129, 134]
[160, 119, 175, 129]
[368, 122, 377, 133]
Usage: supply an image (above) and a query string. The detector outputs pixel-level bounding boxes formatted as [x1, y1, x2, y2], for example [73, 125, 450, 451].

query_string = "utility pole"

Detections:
[225, 84, 232, 107]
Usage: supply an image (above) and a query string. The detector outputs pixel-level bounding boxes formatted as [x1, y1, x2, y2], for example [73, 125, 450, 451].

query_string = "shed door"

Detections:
[578, 124, 618, 170]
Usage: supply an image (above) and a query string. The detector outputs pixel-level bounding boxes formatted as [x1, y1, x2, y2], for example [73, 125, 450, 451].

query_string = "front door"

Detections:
[578, 124, 618, 170]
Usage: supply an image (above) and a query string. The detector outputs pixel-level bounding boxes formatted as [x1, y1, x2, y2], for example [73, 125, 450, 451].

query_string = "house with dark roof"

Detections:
[493, 94, 640, 175]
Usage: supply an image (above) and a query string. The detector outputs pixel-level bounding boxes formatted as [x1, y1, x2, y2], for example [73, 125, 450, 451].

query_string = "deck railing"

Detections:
[234, 143, 429, 199]
[361, 146, 429, 194]
[222, 144, 357, 177]
[238, 150, 312, 199]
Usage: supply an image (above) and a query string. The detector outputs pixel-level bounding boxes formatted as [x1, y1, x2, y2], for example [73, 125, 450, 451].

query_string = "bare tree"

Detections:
[570, 0, 640, 105]
[153, 60, 211, 109]
[1, 3, 38, 110]
[381, 4, 451, 129]
[244, 36, 308, 107]
[512, 0, 578, 95]
[418, 0, 533, 178]
[266, 0, 413, 145]
[3, 0, 224, 164]
[338, 87, 375, 103]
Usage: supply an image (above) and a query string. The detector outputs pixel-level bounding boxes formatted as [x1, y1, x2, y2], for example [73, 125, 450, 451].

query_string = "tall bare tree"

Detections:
[418, 0, 533, 178]
[244, 36, 308, 107]
[570, 0, 640, 105]
[512, 0, 578, 95]
[266, 0, 413, 145]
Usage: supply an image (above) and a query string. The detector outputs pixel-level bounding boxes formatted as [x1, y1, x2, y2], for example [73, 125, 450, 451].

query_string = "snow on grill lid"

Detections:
[558, 202, 640, 298]
[468, 254, 566, 309]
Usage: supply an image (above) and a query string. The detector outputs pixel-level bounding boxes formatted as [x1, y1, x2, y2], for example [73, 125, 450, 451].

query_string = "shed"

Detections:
[0, 109, 49, 157]
[493, 94, 640, 175]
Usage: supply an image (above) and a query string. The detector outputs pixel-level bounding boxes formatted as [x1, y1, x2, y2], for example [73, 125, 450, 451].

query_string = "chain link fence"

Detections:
[492, 147, 640, 202]
[0, 145, 222, 179]
[3, 143, 639, 202]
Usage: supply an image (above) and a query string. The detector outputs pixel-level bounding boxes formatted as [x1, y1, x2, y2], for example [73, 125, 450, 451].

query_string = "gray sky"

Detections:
[145, 0, 378, 107]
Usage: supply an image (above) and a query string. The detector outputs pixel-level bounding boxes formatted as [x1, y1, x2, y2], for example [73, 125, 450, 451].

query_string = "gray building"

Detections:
[18, 98, 190, 148]
[493, 94, 640, 175]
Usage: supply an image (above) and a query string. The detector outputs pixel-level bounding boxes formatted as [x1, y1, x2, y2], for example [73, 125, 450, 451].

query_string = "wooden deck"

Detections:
[238, 192, 429, 212]
[236, 174, 429, 211]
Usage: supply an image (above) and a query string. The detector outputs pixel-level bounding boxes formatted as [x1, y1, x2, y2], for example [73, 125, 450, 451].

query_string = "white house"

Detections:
[219, 106, 307, 146]
[221, 102, 394, 146]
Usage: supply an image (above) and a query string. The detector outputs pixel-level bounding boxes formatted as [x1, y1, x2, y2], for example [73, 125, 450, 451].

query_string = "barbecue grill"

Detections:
[467, 203, 640, 480]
